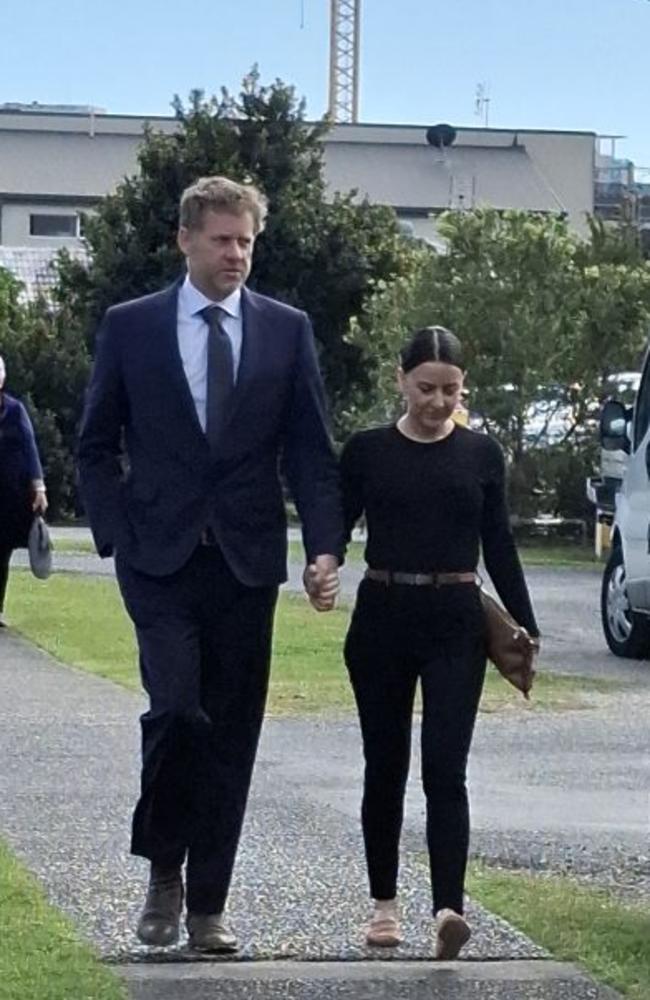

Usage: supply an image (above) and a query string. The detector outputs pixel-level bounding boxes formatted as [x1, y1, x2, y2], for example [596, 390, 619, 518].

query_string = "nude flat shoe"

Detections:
[434, 908, 471, 960]
[365, 907, 403, 947]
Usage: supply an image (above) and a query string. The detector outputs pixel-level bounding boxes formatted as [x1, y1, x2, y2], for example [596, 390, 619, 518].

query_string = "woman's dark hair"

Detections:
[400, 326, 463, 373]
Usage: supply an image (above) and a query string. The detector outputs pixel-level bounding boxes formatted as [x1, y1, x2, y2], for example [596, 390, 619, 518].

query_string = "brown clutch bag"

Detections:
[480, 590, 537, 699]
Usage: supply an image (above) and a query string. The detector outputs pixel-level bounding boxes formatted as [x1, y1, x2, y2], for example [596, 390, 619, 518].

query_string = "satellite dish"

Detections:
[426, 124, 457, 149]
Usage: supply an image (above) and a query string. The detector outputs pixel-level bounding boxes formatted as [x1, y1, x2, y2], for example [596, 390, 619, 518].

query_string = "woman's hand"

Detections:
[31, 481, 48, 516]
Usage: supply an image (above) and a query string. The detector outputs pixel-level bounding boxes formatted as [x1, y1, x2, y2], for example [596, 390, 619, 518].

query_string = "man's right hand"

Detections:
[303, 554, 340, 612]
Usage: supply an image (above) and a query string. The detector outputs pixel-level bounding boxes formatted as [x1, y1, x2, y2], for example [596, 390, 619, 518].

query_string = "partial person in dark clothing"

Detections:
[0, 355, 48, 626]
[341, 326, 539, 959]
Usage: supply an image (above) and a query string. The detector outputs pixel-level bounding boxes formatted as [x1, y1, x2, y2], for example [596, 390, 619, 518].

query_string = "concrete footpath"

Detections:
[0, 628, 622, 999]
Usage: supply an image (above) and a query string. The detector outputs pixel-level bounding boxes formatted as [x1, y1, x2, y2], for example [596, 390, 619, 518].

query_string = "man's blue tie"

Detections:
[200, 305, 234, 452]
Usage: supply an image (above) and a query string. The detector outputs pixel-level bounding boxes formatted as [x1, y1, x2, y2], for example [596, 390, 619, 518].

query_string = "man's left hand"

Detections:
[303, 554, 339, 612]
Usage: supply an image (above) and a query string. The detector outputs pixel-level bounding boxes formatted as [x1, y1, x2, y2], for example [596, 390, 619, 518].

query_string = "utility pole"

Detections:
[328, 0, 361, 123]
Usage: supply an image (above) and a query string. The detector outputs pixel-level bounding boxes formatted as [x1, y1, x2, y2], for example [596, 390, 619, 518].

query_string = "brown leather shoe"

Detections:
[136, 867, 184, 947]
[186, 912, 238, 953]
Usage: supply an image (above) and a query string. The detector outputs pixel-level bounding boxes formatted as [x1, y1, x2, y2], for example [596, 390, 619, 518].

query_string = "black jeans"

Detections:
[0, 548, 11, 612]
[344, 578, 487, 915]
[116, 545, 278, 914]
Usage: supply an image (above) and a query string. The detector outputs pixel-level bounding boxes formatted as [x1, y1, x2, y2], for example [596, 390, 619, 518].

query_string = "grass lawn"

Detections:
[0, 839, 126, 1000]
[6, 570, 616, 715]
[468, 863, 650, 1000]
[516, 544, 602, 569]
[52, 538, 96, 555]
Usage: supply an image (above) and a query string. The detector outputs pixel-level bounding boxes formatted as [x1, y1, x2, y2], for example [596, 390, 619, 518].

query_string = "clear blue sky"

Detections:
[2, 0, 650, 168]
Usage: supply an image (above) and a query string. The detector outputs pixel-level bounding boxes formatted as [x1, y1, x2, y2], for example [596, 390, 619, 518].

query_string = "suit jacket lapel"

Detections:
[155, 280, 208, 446]
[225, 287, 264, 429]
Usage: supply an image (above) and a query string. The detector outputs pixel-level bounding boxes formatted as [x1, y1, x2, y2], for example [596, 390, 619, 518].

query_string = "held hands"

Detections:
[303, 554, 340, 612]
[31, 480, 48, 516]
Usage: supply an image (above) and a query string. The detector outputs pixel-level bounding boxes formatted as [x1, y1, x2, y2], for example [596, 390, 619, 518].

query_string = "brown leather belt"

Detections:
[365, 569, 478, 587]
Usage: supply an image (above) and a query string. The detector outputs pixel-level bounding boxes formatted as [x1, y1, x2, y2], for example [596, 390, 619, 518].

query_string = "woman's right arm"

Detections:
[340, 435, 365, 548]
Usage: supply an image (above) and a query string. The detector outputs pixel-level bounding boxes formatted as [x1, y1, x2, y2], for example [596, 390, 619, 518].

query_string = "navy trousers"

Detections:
[116, 545, 278, 914]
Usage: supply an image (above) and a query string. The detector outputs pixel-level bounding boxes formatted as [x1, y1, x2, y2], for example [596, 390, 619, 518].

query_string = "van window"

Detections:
[633, 357, 650, 449]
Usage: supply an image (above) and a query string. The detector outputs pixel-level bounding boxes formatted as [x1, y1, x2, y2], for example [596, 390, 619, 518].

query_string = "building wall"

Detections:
[325, 124, 596, 236]
[0, 111, 597, 248]
[521, 131, 595, 231]
[0, 110, 172, 248]
[0, 202, 91, 246]
[0, 129, 142, 197]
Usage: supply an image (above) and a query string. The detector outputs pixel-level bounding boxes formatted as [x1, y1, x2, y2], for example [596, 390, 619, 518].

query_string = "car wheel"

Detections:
[601, 546, 650, 658]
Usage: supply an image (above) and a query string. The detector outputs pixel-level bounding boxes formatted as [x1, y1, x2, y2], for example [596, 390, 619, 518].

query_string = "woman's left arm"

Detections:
[17, 402, 47, 513]
[481, 443, 539, 637]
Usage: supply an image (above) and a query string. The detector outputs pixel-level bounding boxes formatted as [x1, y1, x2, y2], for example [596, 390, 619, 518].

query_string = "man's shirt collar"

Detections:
[180, 274, 242, 320]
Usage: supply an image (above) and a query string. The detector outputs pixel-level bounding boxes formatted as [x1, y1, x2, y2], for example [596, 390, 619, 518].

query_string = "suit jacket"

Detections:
[78, 282, 344, 584]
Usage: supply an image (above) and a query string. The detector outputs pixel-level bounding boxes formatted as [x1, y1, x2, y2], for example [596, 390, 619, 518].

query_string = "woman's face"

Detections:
[398, 360, 465, 433]
[0, 358, 5, 390]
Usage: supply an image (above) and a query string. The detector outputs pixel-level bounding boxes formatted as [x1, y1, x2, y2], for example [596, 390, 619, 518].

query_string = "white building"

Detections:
[0, 103, 597, 291]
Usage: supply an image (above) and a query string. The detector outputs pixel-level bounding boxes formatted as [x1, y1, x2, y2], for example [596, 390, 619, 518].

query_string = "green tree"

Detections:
[56, 71, 415, 421]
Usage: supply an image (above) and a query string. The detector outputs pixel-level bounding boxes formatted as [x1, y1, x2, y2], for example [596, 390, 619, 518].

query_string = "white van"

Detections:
[600, 360, 650, 657]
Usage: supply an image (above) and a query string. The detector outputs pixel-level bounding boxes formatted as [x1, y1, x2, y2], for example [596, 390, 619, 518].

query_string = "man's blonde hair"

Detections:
[179, 176, 268, 235]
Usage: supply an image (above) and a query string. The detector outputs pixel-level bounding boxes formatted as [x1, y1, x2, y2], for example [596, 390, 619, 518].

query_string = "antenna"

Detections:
[474, 82, 490, 127]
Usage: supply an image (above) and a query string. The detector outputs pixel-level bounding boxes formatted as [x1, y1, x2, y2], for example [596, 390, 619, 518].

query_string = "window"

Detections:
[29, 213, 79, 238]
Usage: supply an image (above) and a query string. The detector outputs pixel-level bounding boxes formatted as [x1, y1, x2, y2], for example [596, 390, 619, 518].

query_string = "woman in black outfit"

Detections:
[341, 326, 539, 959]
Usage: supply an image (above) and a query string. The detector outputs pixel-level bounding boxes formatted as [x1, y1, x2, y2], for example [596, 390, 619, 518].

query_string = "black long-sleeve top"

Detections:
[340, 423, 539, 637]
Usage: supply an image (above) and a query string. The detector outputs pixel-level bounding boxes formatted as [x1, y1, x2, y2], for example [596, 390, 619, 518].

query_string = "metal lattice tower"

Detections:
[328, 0, 361, 123]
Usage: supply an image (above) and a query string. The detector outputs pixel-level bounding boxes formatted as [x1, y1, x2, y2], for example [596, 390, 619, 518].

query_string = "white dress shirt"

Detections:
[177, 275, 243, 432]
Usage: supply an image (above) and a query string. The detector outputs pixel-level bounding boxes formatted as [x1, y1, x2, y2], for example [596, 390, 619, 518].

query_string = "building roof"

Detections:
[328, 121, 597, 141]
[0, 246, 87, 302]
[324, 142, 567, 213]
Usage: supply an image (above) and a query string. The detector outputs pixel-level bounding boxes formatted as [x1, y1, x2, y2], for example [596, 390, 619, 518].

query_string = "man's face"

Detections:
[178, 209, 256, 300]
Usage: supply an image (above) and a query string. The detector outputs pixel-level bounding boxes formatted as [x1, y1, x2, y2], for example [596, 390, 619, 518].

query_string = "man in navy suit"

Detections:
[78, 176, 343, 952]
